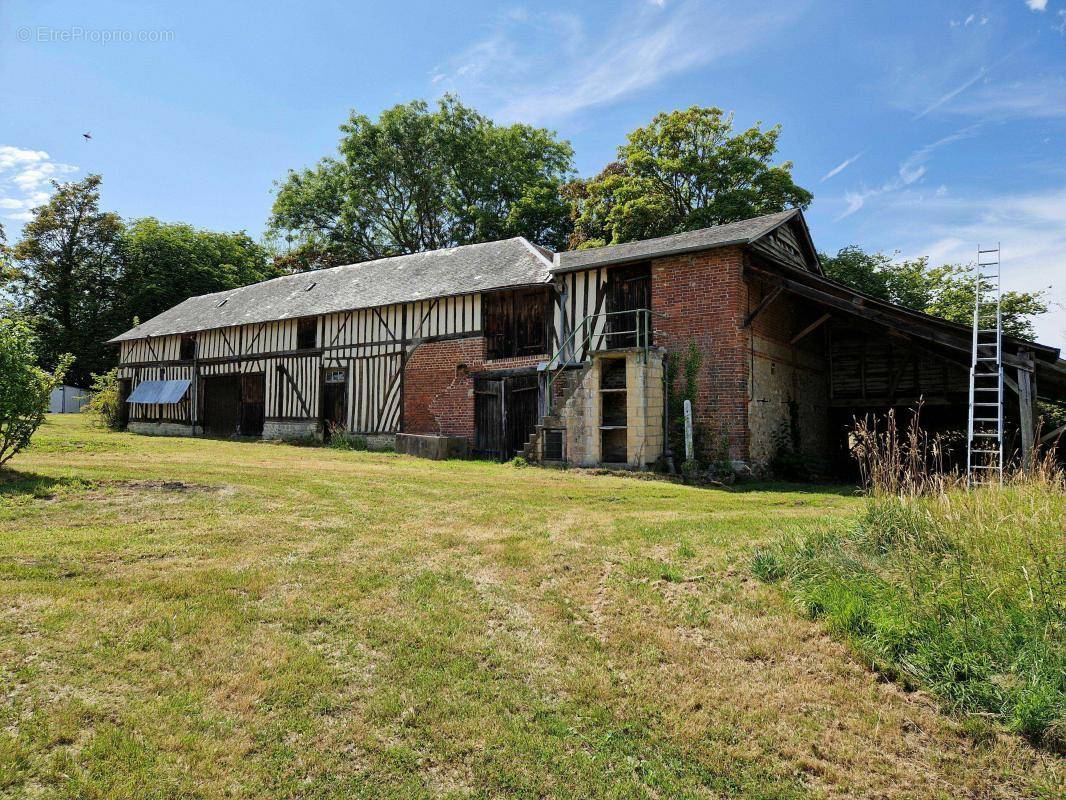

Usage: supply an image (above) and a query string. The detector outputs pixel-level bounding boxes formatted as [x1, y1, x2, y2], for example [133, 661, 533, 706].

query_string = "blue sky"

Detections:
[2, 0, 1064, 347]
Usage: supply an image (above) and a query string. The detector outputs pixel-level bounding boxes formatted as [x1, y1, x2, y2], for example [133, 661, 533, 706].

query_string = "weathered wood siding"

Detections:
[117, 291, 485, 435]
[552, 268, 609, 361]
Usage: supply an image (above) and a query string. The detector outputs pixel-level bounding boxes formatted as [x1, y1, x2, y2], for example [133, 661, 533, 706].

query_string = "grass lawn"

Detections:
[0, 415, 1061, 799]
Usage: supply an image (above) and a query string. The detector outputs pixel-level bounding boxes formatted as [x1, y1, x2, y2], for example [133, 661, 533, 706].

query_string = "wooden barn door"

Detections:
[240, 374, 265, 436]
[320, 368, 347, 441]
[475, 377, 504, 459]
[117, 379, 131, 429]
[201, 375, 241, 437]
[606, 263, 651, 348]
[474, 373, 540, 460]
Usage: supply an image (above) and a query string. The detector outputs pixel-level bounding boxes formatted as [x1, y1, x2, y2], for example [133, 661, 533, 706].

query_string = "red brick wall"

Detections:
[402, 337, 545, 440]
[651, 246, 751, 463]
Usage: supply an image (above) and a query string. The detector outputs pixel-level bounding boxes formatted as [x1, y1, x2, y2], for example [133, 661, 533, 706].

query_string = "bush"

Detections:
[0, 317, 72, 466]
[84, 368, 125, 430]
[327, 425, 368, 451]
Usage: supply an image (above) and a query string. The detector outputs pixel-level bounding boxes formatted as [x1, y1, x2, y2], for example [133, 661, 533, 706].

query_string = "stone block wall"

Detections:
[263, 419, 322, 441]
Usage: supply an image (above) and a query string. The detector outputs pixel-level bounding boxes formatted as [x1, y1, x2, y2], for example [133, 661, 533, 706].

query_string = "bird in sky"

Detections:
[82, 132, 92, 141]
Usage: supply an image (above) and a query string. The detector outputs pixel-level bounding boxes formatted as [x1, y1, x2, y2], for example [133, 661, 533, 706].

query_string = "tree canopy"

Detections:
[117, 218, 275, 329]
[268, 96, 575, 271]
[10, 175, 125, 386]
[820, 246, 1048, 340]
[10, 176, 278, 384]
[567, 106, 812, 249]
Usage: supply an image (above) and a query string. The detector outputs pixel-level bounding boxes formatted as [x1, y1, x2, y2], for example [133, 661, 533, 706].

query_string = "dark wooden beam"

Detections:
[790, 313, 831, 345]
[1040, 423, 1066, 445]
[741, 286, 784, 329]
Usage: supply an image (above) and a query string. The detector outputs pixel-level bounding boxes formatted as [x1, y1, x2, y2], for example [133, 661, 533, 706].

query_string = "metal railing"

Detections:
[543, 308, 663, 416]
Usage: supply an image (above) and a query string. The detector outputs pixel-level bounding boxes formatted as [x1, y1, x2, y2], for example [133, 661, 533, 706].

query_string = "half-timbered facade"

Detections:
[110, 211, 1066, 473]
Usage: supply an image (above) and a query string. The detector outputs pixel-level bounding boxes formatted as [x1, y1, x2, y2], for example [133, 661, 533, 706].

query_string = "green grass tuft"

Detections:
[757, 480, 1065, 752]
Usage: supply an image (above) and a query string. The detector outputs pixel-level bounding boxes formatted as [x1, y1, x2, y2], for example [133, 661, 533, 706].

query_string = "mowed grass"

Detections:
[0, 416, 1060, 799]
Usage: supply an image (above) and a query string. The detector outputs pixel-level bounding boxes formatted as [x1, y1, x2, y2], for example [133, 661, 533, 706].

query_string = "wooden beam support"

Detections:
[1040, 423, 1066, 445]
[741, 286, 784, 329]
[790, 313, 831, 345]
[1018, 368, 1035, 468]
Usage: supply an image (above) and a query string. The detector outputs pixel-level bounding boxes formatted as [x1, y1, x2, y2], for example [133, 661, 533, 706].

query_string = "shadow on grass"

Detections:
[0, 469, 94, 500]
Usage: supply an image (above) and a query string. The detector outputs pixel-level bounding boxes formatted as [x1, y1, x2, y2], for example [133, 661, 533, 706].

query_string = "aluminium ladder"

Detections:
[966, 243, 1004, 484]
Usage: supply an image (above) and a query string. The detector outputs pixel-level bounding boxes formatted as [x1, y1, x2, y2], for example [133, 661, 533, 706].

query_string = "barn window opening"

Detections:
[297, 318, 317, 350]
[180, 334, 196, 361]
[483, 287, 550, 360]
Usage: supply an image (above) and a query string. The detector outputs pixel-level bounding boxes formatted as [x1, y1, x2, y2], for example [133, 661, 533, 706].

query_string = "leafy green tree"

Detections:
[820, 246, 1048, 340]
[117, 218, 276, 328]
[568, 106, 812, 248]
[0, 316, 72, 466]
[269, 95, 575, 270]
[11, 175, 125, 387]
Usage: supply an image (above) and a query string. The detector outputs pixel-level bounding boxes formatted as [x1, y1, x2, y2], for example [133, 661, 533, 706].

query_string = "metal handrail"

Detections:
[544, 308, 663, 416]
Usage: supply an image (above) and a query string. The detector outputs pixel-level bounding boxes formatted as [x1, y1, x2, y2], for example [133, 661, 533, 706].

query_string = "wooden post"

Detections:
[683, 399, 694, 462]
[1018, 368, 1035, 469]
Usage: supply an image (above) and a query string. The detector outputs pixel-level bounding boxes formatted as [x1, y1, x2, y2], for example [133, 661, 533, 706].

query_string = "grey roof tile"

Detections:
[110, 237, 552, 342]
[552, 209, 799, 273]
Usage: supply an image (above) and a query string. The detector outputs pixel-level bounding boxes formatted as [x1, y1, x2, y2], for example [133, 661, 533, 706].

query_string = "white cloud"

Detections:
[913, 66, 989, 120]
[874, 188, 1066, 348]
[1026, 0, 1047, 12]
[835, 127, 978, 219]
[0, 145, 78, 223]
[431, 1, 803, 124]
[821, 151, 864, 181]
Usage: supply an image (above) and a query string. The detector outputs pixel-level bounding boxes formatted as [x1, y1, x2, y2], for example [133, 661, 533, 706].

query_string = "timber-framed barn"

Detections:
[110, 210, 1066, 473]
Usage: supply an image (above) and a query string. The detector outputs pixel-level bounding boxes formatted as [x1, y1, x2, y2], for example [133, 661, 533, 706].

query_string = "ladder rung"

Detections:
[973, 433, 1000, 438]
[973, 418, 1000, 423]
[978, 249, 999, 254]
[976, 357, 999, 361]
[971, 450, 1000, 454]
[973, 402, 999, 406]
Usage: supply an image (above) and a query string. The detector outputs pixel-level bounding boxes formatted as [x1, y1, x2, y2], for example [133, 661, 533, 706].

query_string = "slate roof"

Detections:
[109, 237, 553, 342]
[551, 209, 803, 273]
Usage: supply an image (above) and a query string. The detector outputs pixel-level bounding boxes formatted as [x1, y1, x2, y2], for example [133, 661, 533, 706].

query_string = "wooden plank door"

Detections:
[606, 263, 651, 349]
[474, 377, 504, 459]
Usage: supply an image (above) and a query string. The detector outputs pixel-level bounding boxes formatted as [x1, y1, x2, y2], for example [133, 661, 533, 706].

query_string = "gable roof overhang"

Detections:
[744, 254, 1066, 399]
[551, 209, 820, 275]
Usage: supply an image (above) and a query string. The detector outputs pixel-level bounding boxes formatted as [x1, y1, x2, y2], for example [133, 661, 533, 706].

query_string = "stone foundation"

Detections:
[362, 433, 397, 451]
[395, 433, 469, 460]
[263, 419, 321, 442]
[128, 421, 197, 437]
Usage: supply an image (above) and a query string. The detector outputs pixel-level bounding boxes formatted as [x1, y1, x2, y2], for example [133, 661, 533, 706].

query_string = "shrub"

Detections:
[0, 317, 72, 466]
[327, 425, 368, 451]
[84, 368, 125, 430]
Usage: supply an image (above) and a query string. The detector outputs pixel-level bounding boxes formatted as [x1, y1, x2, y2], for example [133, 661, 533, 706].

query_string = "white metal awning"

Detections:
[126, 379, 191, 404]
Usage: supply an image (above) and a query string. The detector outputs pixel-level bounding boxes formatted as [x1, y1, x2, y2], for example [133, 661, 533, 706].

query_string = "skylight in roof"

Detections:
[217, 298, 229, 308]
[304, 282, 316, 291]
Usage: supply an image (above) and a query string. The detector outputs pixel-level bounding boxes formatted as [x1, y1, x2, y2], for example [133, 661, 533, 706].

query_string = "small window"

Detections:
[180, 335, 196, 361]
[297, 318, 317, 350]
[324, 369, 346, 384]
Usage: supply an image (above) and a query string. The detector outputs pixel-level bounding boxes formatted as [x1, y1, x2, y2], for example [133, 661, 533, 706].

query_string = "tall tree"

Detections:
[820, 246, 1048, 340]
[567, 106, 812, 249]
[117, 218, 276, 328]
[269, 95, 575, 270]
[11, 175, 124, 386]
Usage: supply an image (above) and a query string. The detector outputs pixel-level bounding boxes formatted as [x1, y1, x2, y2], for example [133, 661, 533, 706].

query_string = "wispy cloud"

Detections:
[913, 66, 989, 120]
[835, 127, 979, 220]
[430, 1, 803, 124]
[0, 145, 78, 223]
[821, 151, 864, 182]
[1026, 0, 1047, 12]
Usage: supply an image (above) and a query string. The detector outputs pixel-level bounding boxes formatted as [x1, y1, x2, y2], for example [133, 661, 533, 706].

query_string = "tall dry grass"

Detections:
[754, 410, 1065, 751]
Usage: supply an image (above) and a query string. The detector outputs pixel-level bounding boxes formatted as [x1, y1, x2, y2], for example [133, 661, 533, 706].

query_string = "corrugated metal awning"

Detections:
[126, 379, 191, 404]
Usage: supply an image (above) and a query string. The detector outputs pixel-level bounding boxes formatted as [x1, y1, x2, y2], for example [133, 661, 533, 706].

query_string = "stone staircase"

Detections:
[522, 361, 594, 463]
